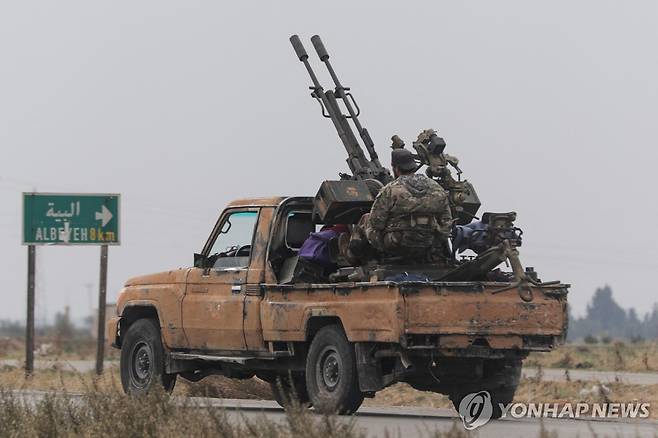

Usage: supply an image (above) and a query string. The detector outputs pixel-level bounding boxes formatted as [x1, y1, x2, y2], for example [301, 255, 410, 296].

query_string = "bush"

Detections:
[583, 335, 598, 344]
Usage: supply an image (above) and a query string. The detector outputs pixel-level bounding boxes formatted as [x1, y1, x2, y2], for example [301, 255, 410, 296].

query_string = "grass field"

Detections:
[526, 341, 658, 372]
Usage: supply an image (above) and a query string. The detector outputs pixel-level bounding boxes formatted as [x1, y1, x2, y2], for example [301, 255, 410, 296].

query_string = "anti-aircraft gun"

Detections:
[290, 35, 391, 186]
[290, 35, 559, 298]
[290, 35, 392, 224]
[290, 35, 480, 227]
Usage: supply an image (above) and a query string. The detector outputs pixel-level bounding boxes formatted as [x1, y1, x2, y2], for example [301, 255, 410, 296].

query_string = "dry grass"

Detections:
[0, 387, 366, 438]
[2, 364, 655, 420]
[3, 365, 653, 436]
[0, 336, 119, 361]
[0, 365, 274, 401]
[0, 368, 474, 438]
[525, 341, 658, 372]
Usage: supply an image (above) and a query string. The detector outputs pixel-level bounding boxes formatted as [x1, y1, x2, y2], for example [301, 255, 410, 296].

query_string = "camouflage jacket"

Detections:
[365, 174, 452, 254]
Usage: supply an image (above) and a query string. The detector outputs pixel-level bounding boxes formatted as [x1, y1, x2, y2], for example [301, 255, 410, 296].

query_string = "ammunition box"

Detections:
[313, 180, 374, 224]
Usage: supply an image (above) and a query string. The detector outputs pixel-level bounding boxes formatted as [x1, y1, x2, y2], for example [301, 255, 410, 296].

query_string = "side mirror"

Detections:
[194, 253, 208, 268]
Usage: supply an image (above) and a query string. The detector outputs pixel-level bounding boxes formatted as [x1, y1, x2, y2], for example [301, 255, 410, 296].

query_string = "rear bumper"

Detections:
[402, 333, 562, 357]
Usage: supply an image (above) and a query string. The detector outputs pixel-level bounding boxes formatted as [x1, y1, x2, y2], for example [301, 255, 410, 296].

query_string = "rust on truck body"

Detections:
[261, 284, 404, 343]
[226, 197, 285, 208]
[109, 196, 568, 354]
[110, 194, 568, 404]
[259, 281, 566, 347]
[114, 268, 190, 348]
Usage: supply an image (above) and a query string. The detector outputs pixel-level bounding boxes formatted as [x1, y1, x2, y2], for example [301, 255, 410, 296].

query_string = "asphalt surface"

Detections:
[4, 359, 658, 385]
[522, 367, 658, 385]
[10, 390, 658, 437]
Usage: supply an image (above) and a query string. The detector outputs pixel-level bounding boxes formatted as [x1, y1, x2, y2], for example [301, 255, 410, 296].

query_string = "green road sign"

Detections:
[22, 193, 120, 245]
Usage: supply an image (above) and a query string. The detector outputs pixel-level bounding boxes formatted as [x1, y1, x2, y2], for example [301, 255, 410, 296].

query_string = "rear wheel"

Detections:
[120, 318, 176, 395]
[305, 325, 364, 415]
[270, 372, 310, 407]
[449, 359, 521, 419]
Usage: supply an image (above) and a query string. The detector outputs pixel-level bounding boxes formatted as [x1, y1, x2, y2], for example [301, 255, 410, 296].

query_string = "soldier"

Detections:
[351, 149, 453, 263]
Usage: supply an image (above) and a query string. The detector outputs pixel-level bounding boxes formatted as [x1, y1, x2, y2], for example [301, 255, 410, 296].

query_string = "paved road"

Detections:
[11, 390, 658, 437]
[522, 367, 658, 385]
[4, 359, 658, 386]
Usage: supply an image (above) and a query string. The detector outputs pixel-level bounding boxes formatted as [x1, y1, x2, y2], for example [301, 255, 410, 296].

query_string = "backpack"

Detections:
[298, 229, 339, 266]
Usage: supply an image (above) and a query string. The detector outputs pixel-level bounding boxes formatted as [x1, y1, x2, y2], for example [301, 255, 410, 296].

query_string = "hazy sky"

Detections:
[1, 1, 656, 324]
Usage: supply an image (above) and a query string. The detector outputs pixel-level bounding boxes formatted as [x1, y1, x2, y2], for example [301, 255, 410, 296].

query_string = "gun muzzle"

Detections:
[311, 35, 330, 61]
[290, 35, 308, 61]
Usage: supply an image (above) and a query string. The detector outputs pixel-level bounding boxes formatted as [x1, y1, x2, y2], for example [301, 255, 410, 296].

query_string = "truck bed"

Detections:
[260, 280, 568, 352]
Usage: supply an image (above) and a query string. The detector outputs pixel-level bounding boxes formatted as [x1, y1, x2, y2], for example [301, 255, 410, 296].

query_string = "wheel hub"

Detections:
[319, 349, 341, 390]
[132, 342, 153, 383]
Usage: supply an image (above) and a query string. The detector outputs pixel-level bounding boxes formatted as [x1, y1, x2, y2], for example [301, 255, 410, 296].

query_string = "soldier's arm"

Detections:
[436, 196, 453, 237]
[365, 186, 393, 250]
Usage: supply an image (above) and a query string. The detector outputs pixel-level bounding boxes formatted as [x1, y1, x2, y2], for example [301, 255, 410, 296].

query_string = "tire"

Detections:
[305, 325, 364, 415]
[450, 386, 517, 420]
[120, 318, 176, 395]
[449, 359, 521, 419]
[270, 372, 310, 407]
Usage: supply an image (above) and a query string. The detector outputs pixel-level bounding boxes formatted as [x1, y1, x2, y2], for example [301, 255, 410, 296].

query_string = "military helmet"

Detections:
[391, 149, 417, 172]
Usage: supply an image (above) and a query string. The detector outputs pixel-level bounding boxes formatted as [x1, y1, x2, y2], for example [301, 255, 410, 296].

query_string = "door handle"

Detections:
[231, 285, 242, 294]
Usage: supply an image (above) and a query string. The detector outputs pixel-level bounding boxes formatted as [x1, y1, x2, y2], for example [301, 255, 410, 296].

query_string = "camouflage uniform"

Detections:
[364, 174, 452, 260]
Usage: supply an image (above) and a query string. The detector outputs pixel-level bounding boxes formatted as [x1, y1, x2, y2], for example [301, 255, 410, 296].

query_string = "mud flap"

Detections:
[355, 343, 384, 392]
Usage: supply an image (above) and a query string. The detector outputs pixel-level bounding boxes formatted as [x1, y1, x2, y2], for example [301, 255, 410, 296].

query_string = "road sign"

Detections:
[22, 193, 120, 245]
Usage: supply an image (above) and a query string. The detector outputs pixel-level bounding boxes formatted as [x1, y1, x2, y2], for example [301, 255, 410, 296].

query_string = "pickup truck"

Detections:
[108, 196, 568, 416]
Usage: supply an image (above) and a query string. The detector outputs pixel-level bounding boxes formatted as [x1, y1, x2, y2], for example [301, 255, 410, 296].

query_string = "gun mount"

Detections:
[396, 129, 481, 225]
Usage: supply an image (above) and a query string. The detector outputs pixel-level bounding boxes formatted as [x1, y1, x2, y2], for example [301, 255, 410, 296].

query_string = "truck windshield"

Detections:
[209, 211, 258, 269]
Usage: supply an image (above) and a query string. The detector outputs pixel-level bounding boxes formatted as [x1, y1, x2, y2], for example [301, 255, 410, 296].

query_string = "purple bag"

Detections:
[298, 229, 339, 266]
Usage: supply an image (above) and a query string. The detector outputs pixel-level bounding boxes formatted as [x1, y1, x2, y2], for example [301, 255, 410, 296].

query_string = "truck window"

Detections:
[209, 211, 258, 269]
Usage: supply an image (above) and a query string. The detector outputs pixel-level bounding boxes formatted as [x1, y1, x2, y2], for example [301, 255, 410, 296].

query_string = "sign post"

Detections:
[96, 245, 108, 375]
[26, 245, 36, 376]
[22, 193, 120, 376]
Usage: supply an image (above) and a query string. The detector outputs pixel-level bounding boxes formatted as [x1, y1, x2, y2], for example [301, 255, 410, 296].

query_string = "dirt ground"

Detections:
[366, 380, 658, 419]
[3, 338, 656, 373]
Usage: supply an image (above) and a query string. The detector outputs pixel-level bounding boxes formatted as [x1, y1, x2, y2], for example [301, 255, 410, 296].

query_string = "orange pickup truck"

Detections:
[108, 196, 568, 415]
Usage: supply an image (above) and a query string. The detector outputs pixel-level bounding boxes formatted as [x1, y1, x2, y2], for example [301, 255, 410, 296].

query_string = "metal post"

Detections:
[95, 245, 108, 375]
[26, 245, 36, 376]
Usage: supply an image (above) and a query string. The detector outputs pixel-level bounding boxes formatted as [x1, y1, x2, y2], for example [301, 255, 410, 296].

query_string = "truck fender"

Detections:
[303, 310, 346, 341]
[115, 301, 162, 347]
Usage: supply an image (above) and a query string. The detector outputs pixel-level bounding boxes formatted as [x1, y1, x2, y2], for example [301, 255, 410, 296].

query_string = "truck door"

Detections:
[182, 209, 259, 351]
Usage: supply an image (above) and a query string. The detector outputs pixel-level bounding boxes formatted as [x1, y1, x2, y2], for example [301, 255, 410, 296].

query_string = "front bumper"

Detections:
[106, 316, 121, 348]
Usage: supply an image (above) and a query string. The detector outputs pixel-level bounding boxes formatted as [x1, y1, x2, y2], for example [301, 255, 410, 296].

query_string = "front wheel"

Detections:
[120, 318, 176, 395]
[305, 325, 364, 415]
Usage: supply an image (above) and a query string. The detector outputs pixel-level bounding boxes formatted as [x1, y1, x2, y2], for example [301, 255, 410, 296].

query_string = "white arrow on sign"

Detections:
[95, 205, 113, 227]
